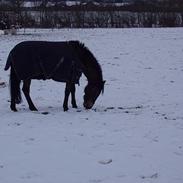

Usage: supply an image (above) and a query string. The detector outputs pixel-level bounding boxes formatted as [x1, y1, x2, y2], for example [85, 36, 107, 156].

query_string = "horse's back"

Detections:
[5, 41, 70, 72]
[5, 41, 82, 83]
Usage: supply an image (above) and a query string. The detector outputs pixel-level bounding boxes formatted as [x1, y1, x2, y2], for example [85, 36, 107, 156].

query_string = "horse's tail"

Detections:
[9, 66, 22, 104]
[4, 52, 13, 71]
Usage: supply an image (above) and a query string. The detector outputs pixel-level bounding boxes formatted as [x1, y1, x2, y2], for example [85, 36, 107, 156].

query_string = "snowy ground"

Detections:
[0, 28, 183, 183]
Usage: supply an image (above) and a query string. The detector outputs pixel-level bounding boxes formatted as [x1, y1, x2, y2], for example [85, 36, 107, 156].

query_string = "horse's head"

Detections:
[83, 81, 105, 109]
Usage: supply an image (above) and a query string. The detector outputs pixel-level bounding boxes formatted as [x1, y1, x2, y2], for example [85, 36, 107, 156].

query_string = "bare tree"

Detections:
[9, 0, 24, 25]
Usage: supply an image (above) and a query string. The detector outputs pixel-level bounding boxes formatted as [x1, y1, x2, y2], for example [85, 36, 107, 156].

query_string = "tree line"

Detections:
[0, 0, 183, 28]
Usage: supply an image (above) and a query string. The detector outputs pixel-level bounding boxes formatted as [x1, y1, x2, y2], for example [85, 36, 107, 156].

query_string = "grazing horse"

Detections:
[4, 41, 105, 112]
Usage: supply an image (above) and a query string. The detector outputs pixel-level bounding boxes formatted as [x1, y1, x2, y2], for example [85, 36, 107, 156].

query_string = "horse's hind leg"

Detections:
[10, 67, 22, 112]
[10, 97, 17, 112]
[63, 82, 72, 111]
[22, 79, 38, 111]
[71, 84, 77, 108]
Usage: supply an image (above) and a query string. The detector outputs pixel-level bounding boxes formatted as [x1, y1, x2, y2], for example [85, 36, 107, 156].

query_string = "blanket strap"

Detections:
[40, 57, 64, 80]
[71, 60, 80, 85]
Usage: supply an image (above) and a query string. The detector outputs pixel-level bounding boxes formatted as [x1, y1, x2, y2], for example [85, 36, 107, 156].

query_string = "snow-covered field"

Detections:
[0, 28, 183, 183]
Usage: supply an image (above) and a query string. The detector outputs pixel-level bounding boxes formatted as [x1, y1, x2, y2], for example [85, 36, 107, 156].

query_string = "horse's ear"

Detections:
[103, 80, 106, 84]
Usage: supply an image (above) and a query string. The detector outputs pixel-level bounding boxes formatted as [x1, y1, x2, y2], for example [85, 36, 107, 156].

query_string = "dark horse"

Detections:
[4, 41, 105, 112]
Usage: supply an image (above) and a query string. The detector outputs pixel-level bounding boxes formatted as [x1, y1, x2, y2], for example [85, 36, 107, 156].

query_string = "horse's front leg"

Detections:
[71, 84, 77, 108]
[63, 82, 71, 111]
[22, 79, 38, 111]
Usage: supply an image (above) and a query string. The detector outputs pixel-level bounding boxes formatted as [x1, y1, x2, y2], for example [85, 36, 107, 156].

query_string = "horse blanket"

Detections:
[5, 41, 82, 84]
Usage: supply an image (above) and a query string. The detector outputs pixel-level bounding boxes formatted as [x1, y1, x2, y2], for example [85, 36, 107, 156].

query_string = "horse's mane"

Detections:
[69, 40, 103, 82]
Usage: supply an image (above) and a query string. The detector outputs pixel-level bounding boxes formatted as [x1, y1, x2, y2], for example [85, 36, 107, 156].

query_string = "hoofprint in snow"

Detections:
[0, 28, 183, 183]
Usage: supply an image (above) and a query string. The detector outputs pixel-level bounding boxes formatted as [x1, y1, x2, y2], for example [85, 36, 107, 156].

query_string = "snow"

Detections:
[0, 28, 183, 183]
[0, 30, 4, 35]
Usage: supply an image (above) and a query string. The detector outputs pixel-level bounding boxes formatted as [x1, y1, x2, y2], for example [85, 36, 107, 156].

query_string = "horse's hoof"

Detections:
[63, 107, 69, 111]
[30, 107, 38, 111]
[11, 107, 18, 112]
[72, 104, 78, 108]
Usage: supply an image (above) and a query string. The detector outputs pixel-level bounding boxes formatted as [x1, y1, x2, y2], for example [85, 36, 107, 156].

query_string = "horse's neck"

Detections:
[76, 46, 102, 83]
[82, 63, 101, 84]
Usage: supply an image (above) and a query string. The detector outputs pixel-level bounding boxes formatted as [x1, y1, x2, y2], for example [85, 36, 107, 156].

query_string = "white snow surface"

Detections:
[0, 28, 183, 183]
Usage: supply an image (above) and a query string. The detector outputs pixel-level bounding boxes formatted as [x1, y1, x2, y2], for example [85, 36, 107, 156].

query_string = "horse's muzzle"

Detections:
[83, 101, 94, 109]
